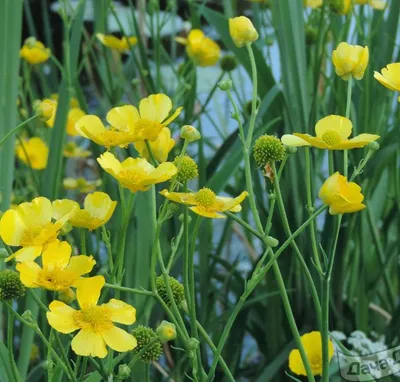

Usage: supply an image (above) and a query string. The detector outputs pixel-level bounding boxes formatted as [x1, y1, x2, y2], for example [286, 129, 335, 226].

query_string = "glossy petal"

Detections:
[332, 133, 380, 149]
[16, 261, 42, 287]
[293, 134, 329, 149]
[106, 105, 140, 132]
[72, 328, 108, 358]
[281, 134, 311, 147]
[0, 209, 25, 246]
[103, 298, 137, 325]
[67, 255, 96, 277]
[139, 94, 172, 123]
[288, 349, 306, 376]
[42, 240, 72, 270]
[75, 115, 105, 141]
[97, 152, 122, 179]
[189, 206, 225, 218]
[101, 326, 137, 352]
[162, 106, 183, 126]
[160, 190, 198, 205]
[216, 191, 248, 212]
[315, 115, 352, 140]
[19, 197, 52, 229]
[52, 199, 80, 220]
[6, 246, 42, 262]
[47, 301, 79, 333]
[75, 275, 105, 308]
[140, 162, 177, 186]
[83, 192, 117, 225]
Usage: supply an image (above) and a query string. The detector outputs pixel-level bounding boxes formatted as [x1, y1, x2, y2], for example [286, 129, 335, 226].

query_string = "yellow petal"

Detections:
[216, 191, 249, 212]
[75, 115, 105, 140]
[67, 108, 86, 137]
[103, 298, 136, 325]
[96, 33, 122, 50]
[47, 300, 79, 333]
[18, 197, 53, 230]
[160, 189, 198, 205]
[52, 199, 80, 220]
[332, 134, 380, 149]
[76, 275, 105, 308]
[315, 115, 352, 140]
[189, 206, 226, 218]
[281, 134, 311, 147]
[101, 326, 137, 352]
[162, 106, 183, 126]
[139, 94, 172, 123]
[42, 240, 72, 270]
[293, 133, 329, 149]
[289, 349, 306, 376]
[0, 209, 25, 246]
[140, 162, 177, 186]
[68, 255, 96, 277]
[83, 192, 117, 225]
[329, 202, 366, 215]
[97, 152, 121, 179]
[71, 328, 107, 358]
[175, 36, 187, 45]
[318, 172, 344, 205]
[6, 246, 42, 262]
[374, 71, 398, 91]
[106, 105, 140, 132]
[16, 261, 42, 287]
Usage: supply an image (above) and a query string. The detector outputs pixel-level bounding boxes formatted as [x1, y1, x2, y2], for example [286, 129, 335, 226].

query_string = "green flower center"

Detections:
[74, 306, 113, 332]
[195, 188, 216, 208]
[321, 130, 342, 146]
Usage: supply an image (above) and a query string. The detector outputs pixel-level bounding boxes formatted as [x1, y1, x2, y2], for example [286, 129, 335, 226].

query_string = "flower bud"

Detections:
[329, 0, 352, 14]
[180, 125, 201, 142]
[33, 99, 56, 122]
[220, 55, 238, 72]
[367, 141, 380, 151]
[131, 326, 163, 363]
[57, 288, 76, 304]
[187, 337, 200, 351]
[156, 320, 177, 343]
[24, 37, 38, 48]
[117, 364, 131, 380]
[218, 79, 233, 91]
[285, 145, 298, 155]
[265, 236, 279, 247]
[332, 42, 369, 81]
[173, 155, 198, 183]
[156, 275, 185, 308]
[253, 135, 286, 168]
[21, 310, 37, 326]
[0, 270, 26, 300]
[229, 16, 259, 48]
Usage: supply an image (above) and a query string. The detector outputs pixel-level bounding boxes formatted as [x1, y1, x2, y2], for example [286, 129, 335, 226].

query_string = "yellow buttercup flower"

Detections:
[355, 0, 386, 9]
[160, 188, 248, 219]
[63, 141, 92, 158]
[176, 29, 221, 67]
[332, 42, 369, 80]
[53, 192, 117, 231]
[20, 37, 51, 65]
[374, 63, 400, 101]
[305, 0, 323, 7]
[98, 152, 177, 193]
[0, 197, 75, 262]
[33, 99, 57, 122]
[319, 172, 366, 215]
[63, 178, 102, 193]
[47, 276, 137, 358]
[229, 16, 259, 48]
[329, 0, 352, 14]
[16, 240, 95, 295]
[96, 33, 137, 53]
[281, 115, 379, 150]
[134, 127, 175, 163]
[67, 108, 87, 136]
[289, 331, 334, 376]
[16, 137, 49, 170]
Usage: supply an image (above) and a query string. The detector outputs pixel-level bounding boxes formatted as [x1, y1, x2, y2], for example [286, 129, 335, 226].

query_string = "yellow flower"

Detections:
[134, 127, 175, 163]
[305, 0, 323, 7]
[160, 188, 248, 219]
[53, 192, 117, 231]
[319, 172, 366, 215]
[0, 197, 75, 262]
[355, 0, 386, 9]
[20, 37, 51, 65]
[16, 240, 95, 294]
[63, 141, 92, 158]
[98, 152, 177, 193]
[96, 33, 137, 53]
[176, 29, 221, 67]
[374, 63, 400, 101]
[47, 276, 137, 358]
[63, 178, 102, 193]
[16, 137, 49, 170]
[289, 331, 334, 376]
[33, 99, 57, 122]
[332, 42, 369, 80]
[329, 0, 352, 14]
[281, 115, 379, 150]
[229, 16, 259, 48]
[67, 108, 87, 136]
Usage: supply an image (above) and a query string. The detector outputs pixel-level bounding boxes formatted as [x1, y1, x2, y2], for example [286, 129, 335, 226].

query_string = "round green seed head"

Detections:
[173, 155, 199, 183]
[156, 275, 185, 308]
[253, 135, 286, 167]
[220, 55, 238, 72]
[0, 270, 26, 300]
[131, 326, 163, 363]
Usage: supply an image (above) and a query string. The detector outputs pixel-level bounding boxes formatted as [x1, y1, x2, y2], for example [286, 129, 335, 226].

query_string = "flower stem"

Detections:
[80, 229, 86, 254]
[104, 282, 154, 296]
[7, 306, 21, 382]
[0, 115, 39, 147]
[344, 77, 353, 178]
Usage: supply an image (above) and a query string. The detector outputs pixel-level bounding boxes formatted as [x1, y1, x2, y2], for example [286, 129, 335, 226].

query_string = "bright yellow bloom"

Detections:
[160, 188, 248, 219]
[134, 127, 175, 163]
[0, 197, 75, 262]
[16, 240, 95, 295]
[229, 16, 259, 48]
[33, 99, 57, 122]
[329, 0, 352, 14]
[16, 137, 49, 170]
[47, 276, 137, 358]
[176, 30, 221, 67]
[20, 38, 51, 65]
[374, 63, 400, 101]
[305, 0, 323, 7]
[63, 178, 102, 193]
[96, 33, 137, 53]
[63, 141, 92, 158]
[355, 0, 386, 9]
[98, 152, 177, 193]
[319, 172, 366, 215]
[332, 42, 369, 80]
[53, 192, 117, 231]
[281, 115, 379, 150]
[66, 108, 87, 136]
[289, 331, 334, 376]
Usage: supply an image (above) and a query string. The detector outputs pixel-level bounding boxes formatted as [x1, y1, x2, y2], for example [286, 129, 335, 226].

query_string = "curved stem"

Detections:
[0, 115, 39, 147]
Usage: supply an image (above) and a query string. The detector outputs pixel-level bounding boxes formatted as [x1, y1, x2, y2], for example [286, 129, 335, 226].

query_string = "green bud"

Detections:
[0, 270, 26, 300]
[285, 145, 298, 155]
[156, 275, 185, 308]
[156, 320, 177, 343]
[187, 338, 200, 351]
[180, 125, 201, 142]
[43, 360, 55, 371]
[220, 55, 238, 72]
[305, 27, 318, 45]
[367, 141, 380, 151]
[179, 213, 192, 223]
[253, 135, 286, 167]
[21, 310, 37, 326]
[131, 326, 163, 363]
[173, 155, 199, 183]
[24, 37, 37, 48]
[117, 364, 131, 380]
[218, 79, 233, 91]
[265, 236, 279, 247]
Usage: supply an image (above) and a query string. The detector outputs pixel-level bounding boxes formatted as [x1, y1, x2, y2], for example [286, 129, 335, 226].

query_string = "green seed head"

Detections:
[0, 270, 26, 300]
[220, 55, 238, 72]
[253, 135, 286, 167]
[173, 155, 199, 183]
[131, 326, 163, 363]
[156, 320, 177, 343]
[156, 275, 185, 308]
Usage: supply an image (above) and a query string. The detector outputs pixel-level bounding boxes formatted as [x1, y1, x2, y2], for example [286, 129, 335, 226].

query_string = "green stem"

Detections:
[104, 283, 154, 296]
[80, 229, 86, 254]
[0, 115, 38, 147]
[245, 43, 258, 148]
[7, 306, 21, 382]
[344, 77, 353, 178]
[145, 140, 159, 166]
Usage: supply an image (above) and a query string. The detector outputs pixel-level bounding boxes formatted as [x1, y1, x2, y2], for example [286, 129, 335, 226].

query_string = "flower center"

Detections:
[321, 130, 342, 146]
[21, 226, 44, 245]
[134, 119, 163, 141]
[195, 188, 216, 208]
[38, 268, 76, 290]
[74, 306, 113, 332]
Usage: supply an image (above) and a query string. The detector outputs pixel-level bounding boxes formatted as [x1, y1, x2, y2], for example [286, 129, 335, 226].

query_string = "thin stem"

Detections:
[0, 115, 39, 147]
[145, 140, 159, 167]
[7, 306, 21, 382]
[104, 282, 154, 296]
[80, 229, 86, 254]
[245, 43, 258, 148]
[344, 77, 353, 178]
